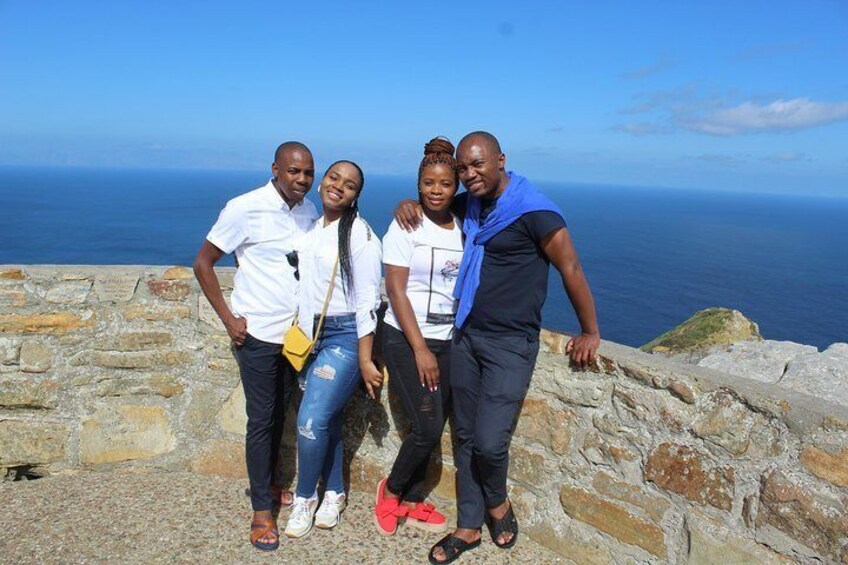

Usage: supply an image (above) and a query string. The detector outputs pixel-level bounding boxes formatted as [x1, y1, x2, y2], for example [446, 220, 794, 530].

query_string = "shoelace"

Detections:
[292, 500, 313, 520]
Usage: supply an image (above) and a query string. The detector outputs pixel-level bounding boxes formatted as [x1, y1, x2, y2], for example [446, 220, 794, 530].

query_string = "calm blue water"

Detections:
[1, 165, 846, 349]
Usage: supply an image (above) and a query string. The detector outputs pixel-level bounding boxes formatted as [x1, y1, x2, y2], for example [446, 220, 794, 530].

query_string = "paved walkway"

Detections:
[0, 470, 565, 564]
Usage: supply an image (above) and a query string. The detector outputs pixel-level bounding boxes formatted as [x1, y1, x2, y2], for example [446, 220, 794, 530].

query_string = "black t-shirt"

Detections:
[464, 199, 566, 337]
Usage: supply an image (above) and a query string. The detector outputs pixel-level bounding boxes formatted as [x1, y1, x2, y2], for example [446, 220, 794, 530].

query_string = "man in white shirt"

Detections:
[193, 141, 319, 552]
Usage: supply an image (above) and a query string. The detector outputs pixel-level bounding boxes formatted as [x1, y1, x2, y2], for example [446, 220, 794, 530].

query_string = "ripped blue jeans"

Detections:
[295, 314, 361, 498]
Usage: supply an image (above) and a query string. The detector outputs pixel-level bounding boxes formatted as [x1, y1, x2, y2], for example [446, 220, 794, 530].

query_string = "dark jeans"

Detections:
[234, 332, 297, 512]
[382, 323, 452, 503]
[451, 329, 539, 529]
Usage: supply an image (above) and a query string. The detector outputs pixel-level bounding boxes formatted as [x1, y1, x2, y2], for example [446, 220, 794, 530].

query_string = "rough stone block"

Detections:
[0, 420, 68, 466]
[199, 293, 231, 330]
[691, 389, 783, 458]
[551, 379, 611, 408]
[183, 386, 223, 440]
[19, 341, 53, 373]
[667, 380, 696, 404]
[208, 358, 239, 373]
[0, 268, 26, 281]
[70, 349, 192, 369]
[424, 455, 456, 501]
[0, 376, 59, 409]
[96, 331, 174, 351]
[0, 336, 21, 364]
[347, 456, 388, 494]
[698, 340, 817, 384]
[0, 289, 26, 307]
[515, 397, 572, 454]
[214, 269, 235, 290]
[757, 470, 848, 561]
[147, 280, 190, 301]
[44, 280, 92, 304]
[509, 445, 548, 485]
[162, 266, 193, 280]
[522, 522, 613, 565]
[592, 471, 670, 523]
[560, 484, 667, 557]
[800, 445, 848, 487]
[688, 512, 794, 564]
[218, 382, 247, 435]
[95, 373, 183, 398]
[0, 311, 96, 335]
[540, 329, 567, 355]
[122, 303, 191, 321]
[645, 442, 734, 510]
[79, 404, 176, 464]
[188, 439, 246, 479]
[94, 275, 139, 302]
[781, 343, 848, 406]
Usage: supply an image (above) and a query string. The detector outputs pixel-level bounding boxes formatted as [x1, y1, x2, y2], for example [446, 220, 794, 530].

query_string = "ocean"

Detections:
[1, 165, 846, 350]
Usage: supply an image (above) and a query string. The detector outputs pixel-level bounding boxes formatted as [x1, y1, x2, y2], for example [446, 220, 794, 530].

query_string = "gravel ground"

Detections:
[0, 470, 565, 565]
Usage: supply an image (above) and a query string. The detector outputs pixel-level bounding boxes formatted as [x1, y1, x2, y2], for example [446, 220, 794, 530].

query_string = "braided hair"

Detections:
[327, 160, 365, 295]
[417, 136, 458, 188]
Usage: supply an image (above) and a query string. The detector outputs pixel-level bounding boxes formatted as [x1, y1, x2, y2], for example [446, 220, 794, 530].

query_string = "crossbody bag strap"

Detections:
[312, 254, 340, 340]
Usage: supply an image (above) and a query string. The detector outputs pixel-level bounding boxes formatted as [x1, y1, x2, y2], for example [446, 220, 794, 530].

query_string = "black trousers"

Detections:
[451, 329, 539, 529]
[234, 333, 297, 511]
[382, 323, 452, 503]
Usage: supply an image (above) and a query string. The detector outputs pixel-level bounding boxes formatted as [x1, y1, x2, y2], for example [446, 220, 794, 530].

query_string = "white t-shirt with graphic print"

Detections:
[382, 214, 464, 341]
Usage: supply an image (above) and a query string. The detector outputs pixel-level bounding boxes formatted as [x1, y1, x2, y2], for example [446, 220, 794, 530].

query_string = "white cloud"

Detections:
[682, 99, 848, 136]
[615, 94, 848, 137]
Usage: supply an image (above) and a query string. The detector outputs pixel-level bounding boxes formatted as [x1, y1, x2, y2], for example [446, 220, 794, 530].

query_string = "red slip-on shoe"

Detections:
[404, 501, 448, 533]
[374, 477, 407, 536]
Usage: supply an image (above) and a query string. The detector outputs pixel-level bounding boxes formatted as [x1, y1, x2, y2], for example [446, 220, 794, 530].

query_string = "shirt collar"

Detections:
[263, 179, 296, 212]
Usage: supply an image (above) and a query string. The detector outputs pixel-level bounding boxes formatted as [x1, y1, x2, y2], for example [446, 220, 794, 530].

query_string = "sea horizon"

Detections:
[2, 165, 846, 351]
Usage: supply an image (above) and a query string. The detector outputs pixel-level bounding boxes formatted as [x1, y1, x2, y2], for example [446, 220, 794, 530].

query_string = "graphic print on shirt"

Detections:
[427, 247, 463, 324]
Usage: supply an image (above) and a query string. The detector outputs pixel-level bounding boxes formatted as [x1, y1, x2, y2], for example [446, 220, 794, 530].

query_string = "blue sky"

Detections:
[1, 1, 846, 195]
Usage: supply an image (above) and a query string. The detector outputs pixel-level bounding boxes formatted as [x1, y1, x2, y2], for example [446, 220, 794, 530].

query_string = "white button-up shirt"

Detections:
[297, 215, 382, 339]
[207, 179, 319, 344]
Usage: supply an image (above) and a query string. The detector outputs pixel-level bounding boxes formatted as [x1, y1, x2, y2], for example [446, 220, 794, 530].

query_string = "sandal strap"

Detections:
[489, 503, 518, 539]
[430, 535, 474, 560]
[250, 520, 278, 543]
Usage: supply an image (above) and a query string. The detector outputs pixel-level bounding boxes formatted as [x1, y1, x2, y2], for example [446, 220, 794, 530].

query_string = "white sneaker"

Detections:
[315, 490, 347, 529]
[285, 495, 319, 539]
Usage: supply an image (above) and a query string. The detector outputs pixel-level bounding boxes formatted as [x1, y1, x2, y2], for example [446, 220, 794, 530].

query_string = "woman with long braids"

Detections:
[284, 160, 383, 539]
[374, 137, 463, 538]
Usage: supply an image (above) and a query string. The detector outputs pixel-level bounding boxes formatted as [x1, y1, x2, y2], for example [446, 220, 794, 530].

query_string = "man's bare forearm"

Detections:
[193, 242, 235, 325]
[559, 263, 599, 336]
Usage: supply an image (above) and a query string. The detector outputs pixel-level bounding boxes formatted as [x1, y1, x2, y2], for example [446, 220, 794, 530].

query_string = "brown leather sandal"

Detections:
[250, 516, 279, 551]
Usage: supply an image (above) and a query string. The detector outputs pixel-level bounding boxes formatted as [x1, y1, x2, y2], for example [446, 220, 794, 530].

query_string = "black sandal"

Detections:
[428, 534, 481, 564]
[486, 501, 519, 549]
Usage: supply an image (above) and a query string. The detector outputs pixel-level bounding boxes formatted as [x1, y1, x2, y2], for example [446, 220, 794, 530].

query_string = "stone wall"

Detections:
[2, 265, 847, 563]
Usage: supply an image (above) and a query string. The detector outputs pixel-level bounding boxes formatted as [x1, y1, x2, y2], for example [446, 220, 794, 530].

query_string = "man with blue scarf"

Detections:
[426, 132, 600, 565]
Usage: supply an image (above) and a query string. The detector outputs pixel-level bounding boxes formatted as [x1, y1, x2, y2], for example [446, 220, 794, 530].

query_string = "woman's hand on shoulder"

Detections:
[360, 360, 384, 400]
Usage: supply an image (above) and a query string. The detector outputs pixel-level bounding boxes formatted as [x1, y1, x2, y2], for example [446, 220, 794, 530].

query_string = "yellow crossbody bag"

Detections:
[282, 254, 339, 372]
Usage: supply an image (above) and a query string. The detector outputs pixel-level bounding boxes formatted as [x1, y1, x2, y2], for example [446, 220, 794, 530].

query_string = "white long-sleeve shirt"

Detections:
[296, 215, 382, 339]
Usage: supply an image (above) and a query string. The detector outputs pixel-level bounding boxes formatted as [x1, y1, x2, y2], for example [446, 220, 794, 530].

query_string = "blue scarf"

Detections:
[453, 171, 564, 328]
